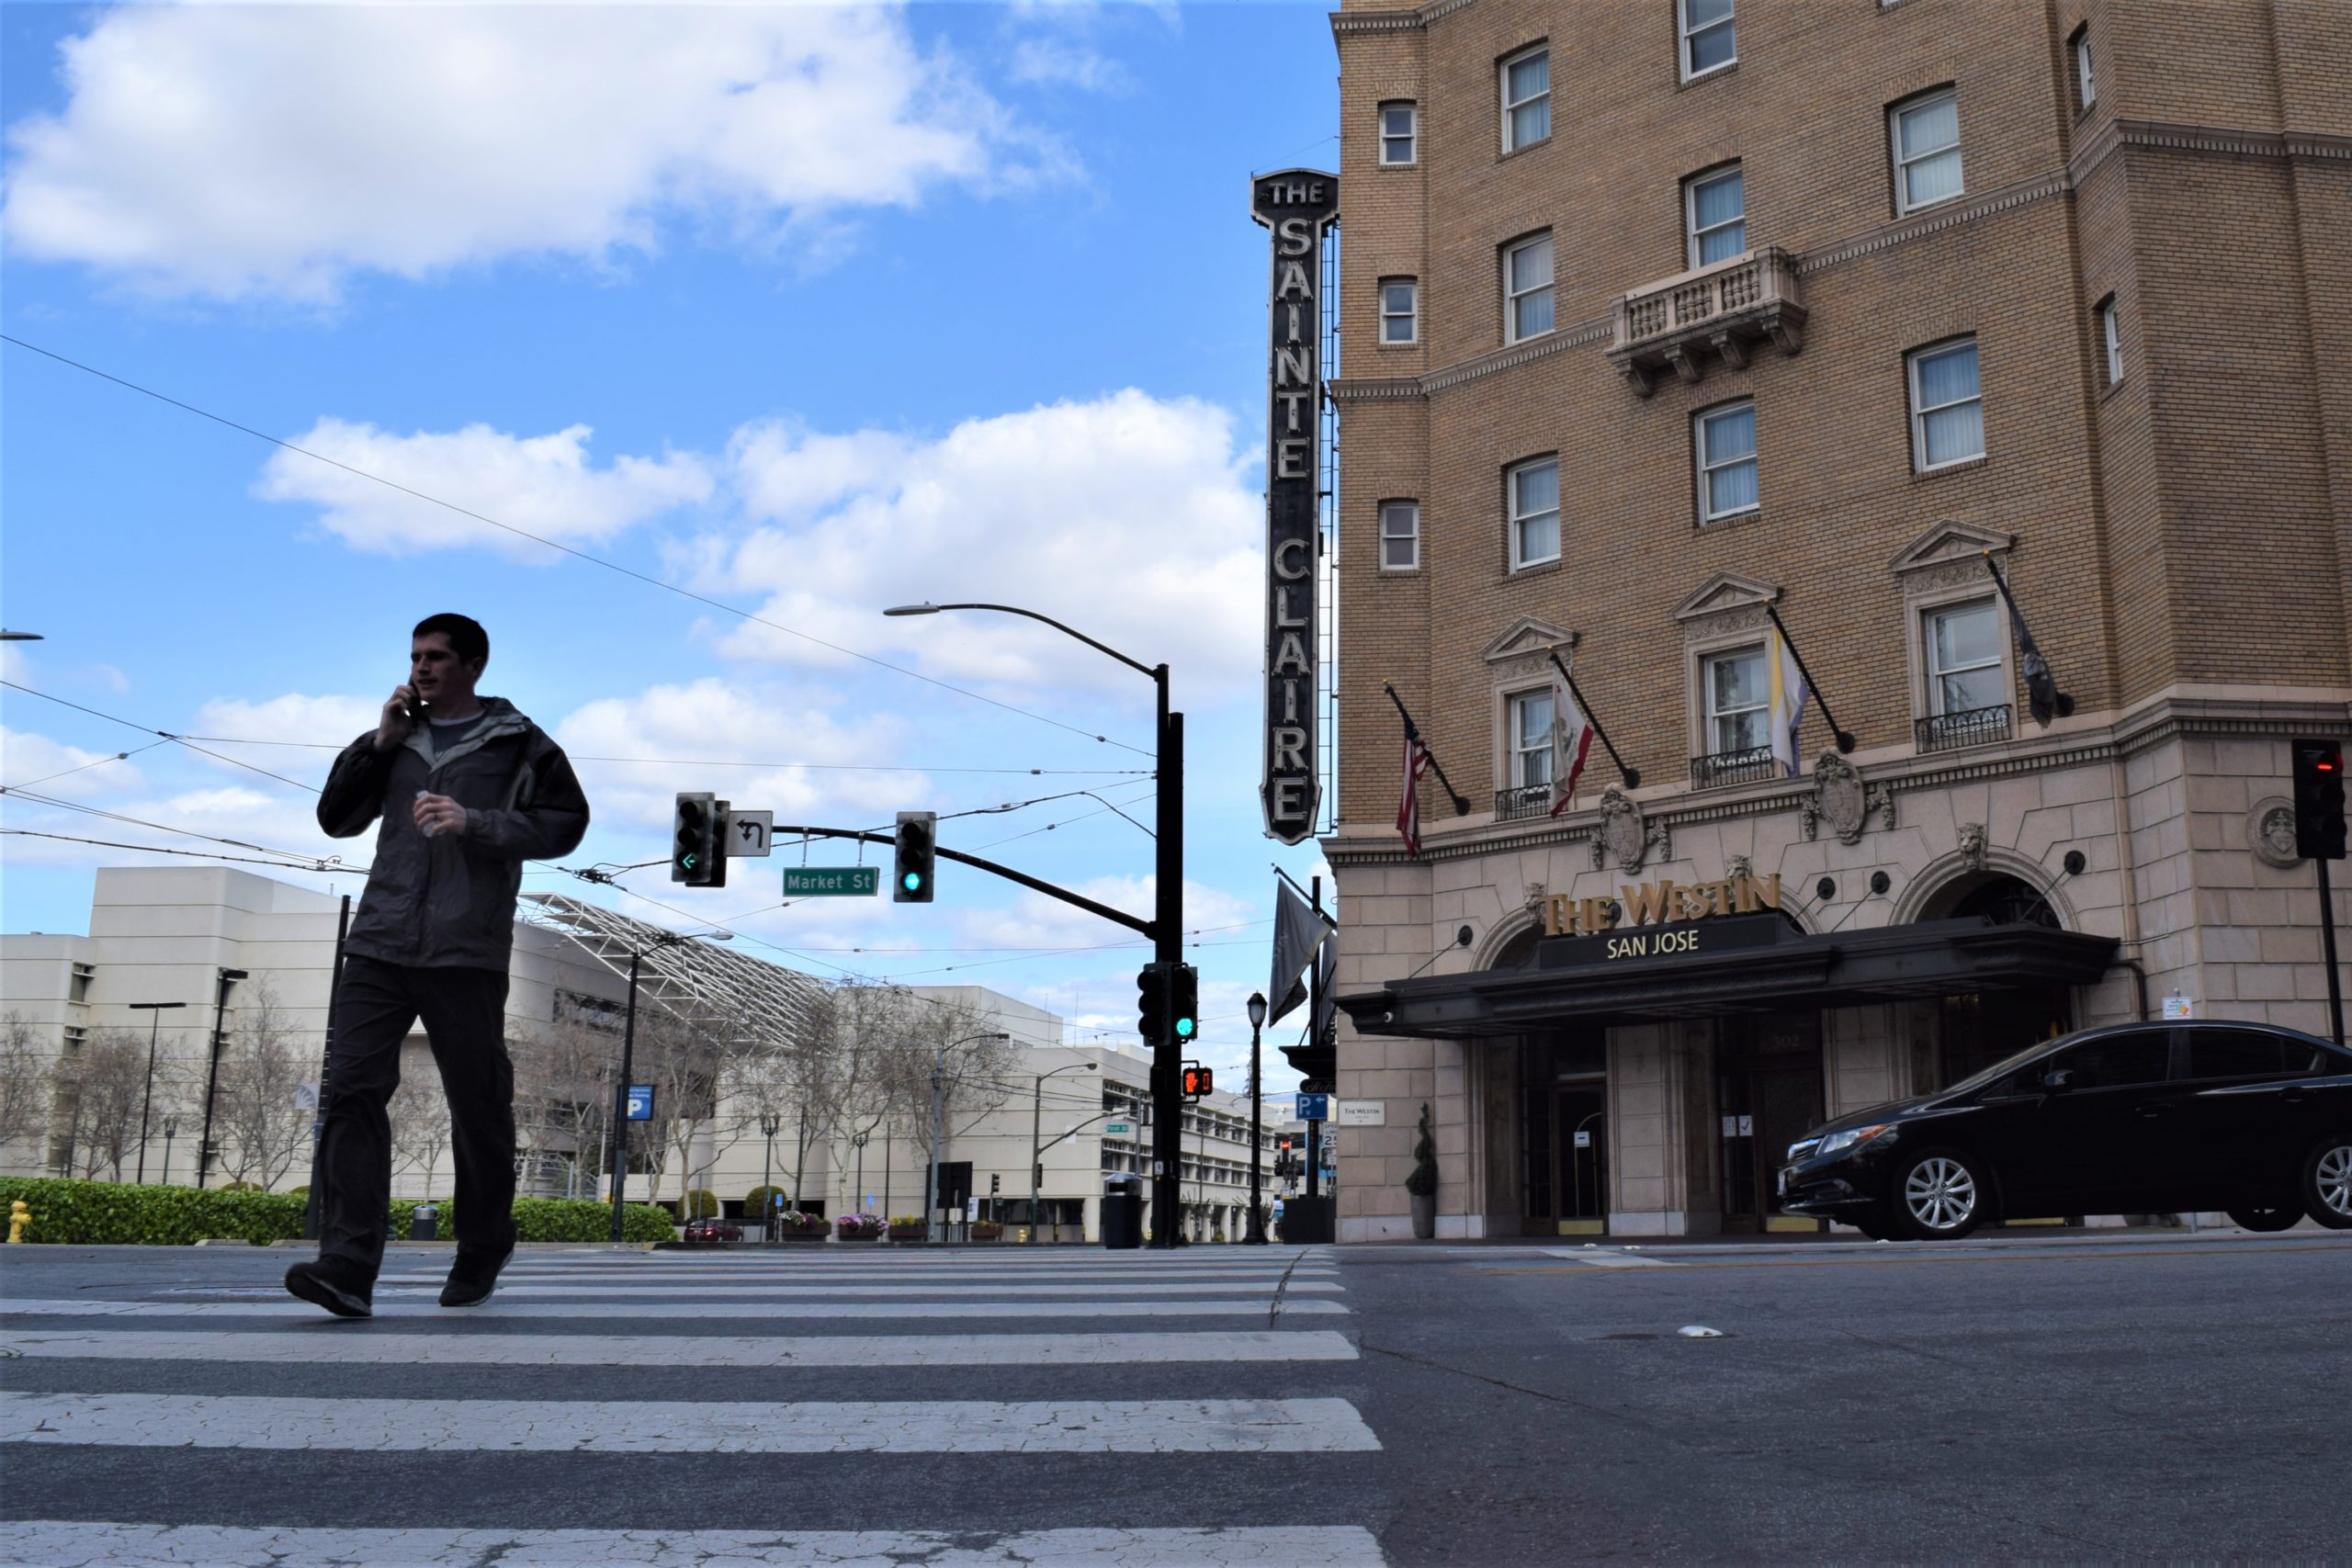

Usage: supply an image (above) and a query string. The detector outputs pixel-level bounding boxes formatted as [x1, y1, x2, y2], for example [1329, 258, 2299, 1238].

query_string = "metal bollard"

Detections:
[410, 1203, 439, 1242]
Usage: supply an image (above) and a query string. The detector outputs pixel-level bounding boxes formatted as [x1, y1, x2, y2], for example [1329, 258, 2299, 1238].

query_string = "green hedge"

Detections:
[0, 1178, 673, 1247]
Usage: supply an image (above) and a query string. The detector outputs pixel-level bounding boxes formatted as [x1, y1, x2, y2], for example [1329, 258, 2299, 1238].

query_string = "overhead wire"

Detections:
[1, 334, 1154, 758]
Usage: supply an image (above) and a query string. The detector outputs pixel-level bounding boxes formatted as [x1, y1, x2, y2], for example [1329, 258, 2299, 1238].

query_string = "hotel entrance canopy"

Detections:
[1339, 915, 2119, 1040]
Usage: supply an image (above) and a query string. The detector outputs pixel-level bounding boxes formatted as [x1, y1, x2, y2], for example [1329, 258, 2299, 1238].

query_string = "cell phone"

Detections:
[402, 691, 428, 723]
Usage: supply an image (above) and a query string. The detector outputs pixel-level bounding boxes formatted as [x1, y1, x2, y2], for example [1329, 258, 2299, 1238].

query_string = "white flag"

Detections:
[1548, 667, 1595, 818]
[1768, 628, 1811, 778]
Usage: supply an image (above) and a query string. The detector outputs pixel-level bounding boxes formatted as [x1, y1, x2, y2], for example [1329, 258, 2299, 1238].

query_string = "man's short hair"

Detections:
[413, 613, 490, 668]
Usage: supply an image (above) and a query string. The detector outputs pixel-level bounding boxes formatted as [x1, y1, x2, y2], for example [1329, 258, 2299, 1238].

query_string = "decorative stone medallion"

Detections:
[1591, 784, 1668, 873]
[2248, 796, 2304, 868]
[1799, 753, 1896, 846]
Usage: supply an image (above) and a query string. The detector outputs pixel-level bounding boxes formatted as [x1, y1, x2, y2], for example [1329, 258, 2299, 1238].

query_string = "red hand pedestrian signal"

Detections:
[1181, 1065, 1213, 1099]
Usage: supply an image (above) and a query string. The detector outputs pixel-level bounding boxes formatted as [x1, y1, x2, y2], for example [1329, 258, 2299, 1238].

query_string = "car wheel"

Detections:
[2299, 1133, 2352, 1231]
[2224, 1206, 2300, 1233]
[1888, 1148, 1987, 1241]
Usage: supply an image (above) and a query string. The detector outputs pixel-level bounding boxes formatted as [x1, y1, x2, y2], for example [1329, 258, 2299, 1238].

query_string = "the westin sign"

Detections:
[1252, 168, 1338, 845]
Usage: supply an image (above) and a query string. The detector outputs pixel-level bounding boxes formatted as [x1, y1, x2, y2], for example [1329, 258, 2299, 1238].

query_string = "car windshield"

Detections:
[1941, 1038, 2066, 1097]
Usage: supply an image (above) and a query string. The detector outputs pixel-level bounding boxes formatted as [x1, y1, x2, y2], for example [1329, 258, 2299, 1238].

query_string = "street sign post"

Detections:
[785, 866, 881, 897]
[626, 1085, 655, 1122]
[1295, 1092, 1329, 1122]
[727, 810, 775, 857]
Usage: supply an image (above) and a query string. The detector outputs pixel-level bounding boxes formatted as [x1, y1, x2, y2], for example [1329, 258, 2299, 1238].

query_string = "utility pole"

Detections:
[1306, 874, 1326, 1207]
[195, 966, 249, 1188]
[1153, 673, 1184, 1247]
[128, 1000, 187, 1185]
[927, 1035, 945, 1244]
[608, 948, 642, 1245]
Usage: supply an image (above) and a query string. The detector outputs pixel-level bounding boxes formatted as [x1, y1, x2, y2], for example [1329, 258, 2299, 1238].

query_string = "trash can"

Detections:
[410, 1203, 439, 1242]
[1100, 1175, 1142, 1250]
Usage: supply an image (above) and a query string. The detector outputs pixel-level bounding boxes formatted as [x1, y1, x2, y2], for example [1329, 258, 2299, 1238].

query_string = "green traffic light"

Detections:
[902, 872, 922, 891]
[1175, 1017, 1195, 1040]
[681, 853, 697, 871]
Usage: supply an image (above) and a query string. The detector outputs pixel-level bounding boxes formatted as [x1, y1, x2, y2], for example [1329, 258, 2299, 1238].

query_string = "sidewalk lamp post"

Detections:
[195, 967, 249, 1188]
[160, 1115, 179, 1187]
[759, 1111, 782, 1228]
[1029, 1060, 1099, 1244]
[887, 601, 1186, 1248]
[928, 1030, 1011, 1242]
[608, 929, 731, 1244]
[852, 1129, 870, 1215]
[127, 1000, 187, 1185]
[1246, 992, 1268, 1244]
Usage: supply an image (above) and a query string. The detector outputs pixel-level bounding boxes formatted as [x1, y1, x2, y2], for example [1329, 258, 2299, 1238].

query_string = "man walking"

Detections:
[285, 614, 589, 1317]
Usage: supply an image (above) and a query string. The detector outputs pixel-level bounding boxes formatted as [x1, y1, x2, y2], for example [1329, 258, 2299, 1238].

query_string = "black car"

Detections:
[1779, 1021, 2352, 1240]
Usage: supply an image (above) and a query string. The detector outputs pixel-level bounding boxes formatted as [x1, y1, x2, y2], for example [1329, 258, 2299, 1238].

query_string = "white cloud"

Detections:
[718, 390, 1262, 699]
[0, 727, 148, 799]
[257, 420, 710, 559]
[1008, 39, 1131, 94]
[3, 6, 1055, 301]
[554, 678, 924, 834]
[192, 694, 380, 751]
[962, 874, 1252, 952]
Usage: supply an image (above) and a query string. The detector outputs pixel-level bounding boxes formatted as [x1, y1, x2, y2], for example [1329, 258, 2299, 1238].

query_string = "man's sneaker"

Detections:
[439, 1247, 513, 1308]
[284, 1257, 374, 1319]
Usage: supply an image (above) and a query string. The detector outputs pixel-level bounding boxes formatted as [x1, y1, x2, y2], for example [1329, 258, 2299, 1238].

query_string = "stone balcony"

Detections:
[1607, 246, 1806, 397]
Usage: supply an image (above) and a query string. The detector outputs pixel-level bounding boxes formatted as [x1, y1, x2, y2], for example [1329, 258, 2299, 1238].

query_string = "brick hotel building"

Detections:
[1316, 0, 2352, 1240]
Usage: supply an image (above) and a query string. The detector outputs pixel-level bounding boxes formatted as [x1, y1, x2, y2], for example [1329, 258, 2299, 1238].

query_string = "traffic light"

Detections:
[1136, 962, 1169, 1044]
[2291, 739, 2347, 861]
[989, 1172, 1001, 1196]
[1169, 963, 1199, 1043]
[1182, 1063, 1213, 1099]
[672, 793, 724, 886]
[894, 810, 937, 902]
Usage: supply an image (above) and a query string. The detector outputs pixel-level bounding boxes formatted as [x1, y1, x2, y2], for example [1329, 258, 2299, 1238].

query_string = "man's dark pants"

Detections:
[315, 954, 516, 1279]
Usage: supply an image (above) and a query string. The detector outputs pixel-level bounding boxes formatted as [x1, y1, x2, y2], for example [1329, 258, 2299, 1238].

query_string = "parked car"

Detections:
[681, 1216, 741, 1245]
[1779, 1021, 2352, 1240]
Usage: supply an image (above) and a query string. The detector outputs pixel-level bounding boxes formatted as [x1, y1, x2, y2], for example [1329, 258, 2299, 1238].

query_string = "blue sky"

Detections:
[0, 1, 1339, 1089]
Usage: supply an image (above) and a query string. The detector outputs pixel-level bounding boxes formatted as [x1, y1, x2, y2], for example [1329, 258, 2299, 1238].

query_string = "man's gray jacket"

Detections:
[317, 697, 590, 971]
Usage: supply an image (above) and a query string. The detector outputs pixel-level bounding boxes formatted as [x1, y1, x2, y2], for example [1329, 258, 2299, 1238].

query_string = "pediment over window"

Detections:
[1889, 520, 2015, 579]
[1670, 571, 1781, 624]
[1480, 616, 1577, 667]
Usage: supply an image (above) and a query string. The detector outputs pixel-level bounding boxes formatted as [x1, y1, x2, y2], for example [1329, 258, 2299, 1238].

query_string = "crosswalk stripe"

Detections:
[374, 1269, 1338, 1284]
[2, 1298, 1349, 1320]
[0, 1392, 1384, 1454]
[0, 1522, 1388, 1567]
[4, 1328, 1359, 1367]
[236, 1281, 1345, 1299]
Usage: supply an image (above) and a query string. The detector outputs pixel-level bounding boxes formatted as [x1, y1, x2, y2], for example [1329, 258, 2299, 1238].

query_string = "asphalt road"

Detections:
[2, 1227, 2348, 1563]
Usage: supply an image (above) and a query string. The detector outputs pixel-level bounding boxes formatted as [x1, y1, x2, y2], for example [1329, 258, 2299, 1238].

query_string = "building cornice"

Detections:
[1329, 0, 1477, 37]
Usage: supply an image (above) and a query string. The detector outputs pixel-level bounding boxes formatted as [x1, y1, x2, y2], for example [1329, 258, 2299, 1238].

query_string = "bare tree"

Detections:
[388, 1055, 453, 1194]
[511, 1019, 614, 1201]
[0, 1012, 51, 1159]
[209, 979, 314, 1190]
[53, 1027, 153, 1180]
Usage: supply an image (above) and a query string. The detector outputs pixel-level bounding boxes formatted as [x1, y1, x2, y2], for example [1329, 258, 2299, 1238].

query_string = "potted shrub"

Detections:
[1406, 1102, 1438, 1239]
[969, 1219, 1002, 1242]
[775, 1208, 828, 1242]
[887, 1213, 927, 1242]
[835, 1213, 885, 1243]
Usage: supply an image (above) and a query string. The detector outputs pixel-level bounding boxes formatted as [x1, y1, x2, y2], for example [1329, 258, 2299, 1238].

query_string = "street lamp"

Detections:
[161, 1114, 179, 1187]
[851, 1129, 871, 1217]
[1246, 991, 1269, 1244]
[886, 600, 1186, 1248]
[194, 967, 248, 1188]
[1029, 1060, 1099, 1245]
[928, 1030, 1011, 1242]
[759, 1111, 782, 1232]
[127, 1000, 187, 1184]
[608, 929, 731, 1244]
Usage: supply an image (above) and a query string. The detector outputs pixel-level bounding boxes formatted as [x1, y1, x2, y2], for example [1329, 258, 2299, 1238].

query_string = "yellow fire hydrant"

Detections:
[7, 1199, 29, 1244]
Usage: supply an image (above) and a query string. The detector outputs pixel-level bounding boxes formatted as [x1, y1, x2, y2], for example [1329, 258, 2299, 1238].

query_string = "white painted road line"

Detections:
[1539, 1249, 1682, 1268]
[0, 1393, 1384, 1454]
[0, 1522, 1389, 1567]
[4, 1329, 1359, 1367]
[308, 1281, 1345, 1300]
[374, 1269, 1338, 1285]
[2, 1298, 1347, 1320]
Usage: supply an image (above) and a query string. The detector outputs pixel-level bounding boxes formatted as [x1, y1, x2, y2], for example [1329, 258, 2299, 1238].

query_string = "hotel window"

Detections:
[1908, 337, 1984, 470]
[1694, 400, 1758, 523]
[1703, 647, 1770, 755]
[1685, 164, 1746, 267]
[1380, 277, 1419, 344]
[2073, 28, 2096, 110]
[1925, 599, 2004, 716]
[1510, 688, 1555, 790]
[1679, 0, 1736, 80]
[1891, 89, 1963, 214]
[1500, 45, 1551, 152]
[1507, 456, 1560, 569]
[1503, 232, 1555, 343]
[2099, 296, 2123, 387]
[1380, 500, 1419, 570]
[1379, 101, 1419, 165]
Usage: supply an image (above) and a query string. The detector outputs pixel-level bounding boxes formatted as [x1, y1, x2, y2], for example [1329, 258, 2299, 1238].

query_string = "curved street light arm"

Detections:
[888, 602, 1159, 682]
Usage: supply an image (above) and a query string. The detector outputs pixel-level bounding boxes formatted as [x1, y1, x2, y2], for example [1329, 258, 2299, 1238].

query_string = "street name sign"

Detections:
[1103, 1122, 1132, 1136]
[786, 866, 880, 897]
[727, 810, 775, 857]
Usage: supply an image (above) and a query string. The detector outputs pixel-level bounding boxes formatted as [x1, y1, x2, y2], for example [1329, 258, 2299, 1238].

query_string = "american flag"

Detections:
[1396, 728, 1433, 857]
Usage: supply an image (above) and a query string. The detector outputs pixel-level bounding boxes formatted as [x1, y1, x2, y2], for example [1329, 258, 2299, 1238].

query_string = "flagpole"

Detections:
[1382, 682, 1472, 815]
[1761, 604, 1856, 754]
[1981, 551, 2075, 724]
[1544, 647, 1640, 790]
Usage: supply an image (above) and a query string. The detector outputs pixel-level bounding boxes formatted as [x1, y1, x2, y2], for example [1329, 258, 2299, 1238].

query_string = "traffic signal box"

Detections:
[1182, 1063, 1213, 1099]
[1169, 964, 1199, 1043]
[2292, 739, 2347, 861]
[672, 793, 725, 887]
[1135, 962, 1170, 1044]
[894, 810, 937, 903]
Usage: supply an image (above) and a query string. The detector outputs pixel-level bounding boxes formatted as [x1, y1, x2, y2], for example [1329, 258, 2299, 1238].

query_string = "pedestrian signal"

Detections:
[894, 810, 937, 902]
[1182, 1064, 1213, 1099]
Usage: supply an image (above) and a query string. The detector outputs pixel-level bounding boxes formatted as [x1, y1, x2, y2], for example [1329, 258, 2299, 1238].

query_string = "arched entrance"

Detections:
[1918, 872, 2077, 1088]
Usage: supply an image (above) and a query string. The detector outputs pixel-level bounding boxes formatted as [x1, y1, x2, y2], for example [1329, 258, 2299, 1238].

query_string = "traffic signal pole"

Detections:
[2320, 854, 2344, 1048]
[1152, 666, 1184, 1248]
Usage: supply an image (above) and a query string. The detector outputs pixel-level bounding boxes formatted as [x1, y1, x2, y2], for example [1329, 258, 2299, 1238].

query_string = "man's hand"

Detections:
[375, 685, 420, 754]
[412, 791, 468, 838]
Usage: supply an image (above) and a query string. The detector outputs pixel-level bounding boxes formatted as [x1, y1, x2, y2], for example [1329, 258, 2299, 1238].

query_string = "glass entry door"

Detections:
[1718, 1015, 1824, 1234]
[1553, 1083, 1607, 1235]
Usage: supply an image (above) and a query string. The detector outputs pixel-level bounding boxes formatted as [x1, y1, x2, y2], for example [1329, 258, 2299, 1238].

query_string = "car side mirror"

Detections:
[2041, 1067, 2075, 1094]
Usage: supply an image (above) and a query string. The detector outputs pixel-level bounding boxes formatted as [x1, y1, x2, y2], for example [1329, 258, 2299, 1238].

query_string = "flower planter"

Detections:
[887, 1226, 927, 1243]
[775, 1229, 828, 1244]
[968, 1223, 1002, 1242]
